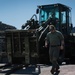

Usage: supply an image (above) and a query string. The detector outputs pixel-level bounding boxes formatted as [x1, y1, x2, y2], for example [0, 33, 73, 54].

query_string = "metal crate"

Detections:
[5, 29, 38, 64]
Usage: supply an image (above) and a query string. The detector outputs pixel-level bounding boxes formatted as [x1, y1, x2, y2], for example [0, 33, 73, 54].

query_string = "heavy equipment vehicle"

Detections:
[5, 3, 75, 65]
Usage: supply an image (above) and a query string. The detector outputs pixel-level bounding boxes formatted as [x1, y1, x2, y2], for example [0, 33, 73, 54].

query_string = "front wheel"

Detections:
[58, 50, 65, 65]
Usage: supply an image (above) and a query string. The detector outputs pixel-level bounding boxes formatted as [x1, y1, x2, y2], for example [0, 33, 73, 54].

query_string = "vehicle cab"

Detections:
[37, 3, 72, 35]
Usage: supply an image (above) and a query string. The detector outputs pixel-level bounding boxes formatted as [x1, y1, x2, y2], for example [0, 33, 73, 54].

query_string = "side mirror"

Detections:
[36, 9, 39, 14]
[71, 23, 73, 30]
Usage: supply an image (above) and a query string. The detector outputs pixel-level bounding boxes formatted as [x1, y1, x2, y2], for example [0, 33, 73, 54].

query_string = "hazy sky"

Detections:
[0, 0, 75, 29]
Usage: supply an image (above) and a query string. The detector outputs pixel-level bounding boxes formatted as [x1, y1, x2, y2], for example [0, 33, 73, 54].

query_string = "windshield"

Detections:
[39, 6, 59, 25]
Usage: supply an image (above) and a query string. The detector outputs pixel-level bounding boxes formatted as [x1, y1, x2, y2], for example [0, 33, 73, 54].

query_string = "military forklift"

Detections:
[5, 3, 75, 65]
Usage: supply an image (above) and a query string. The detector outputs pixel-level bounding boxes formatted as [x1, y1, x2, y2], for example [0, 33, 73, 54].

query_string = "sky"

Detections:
[0, 0, 75, 29]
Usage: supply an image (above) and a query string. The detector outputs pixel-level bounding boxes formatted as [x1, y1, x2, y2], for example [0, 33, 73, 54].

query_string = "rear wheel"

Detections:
[70, 57, 75, 64]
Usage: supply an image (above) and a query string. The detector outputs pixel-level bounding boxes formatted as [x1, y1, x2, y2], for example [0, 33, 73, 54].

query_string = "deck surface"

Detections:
[0, 64, 75, 75]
